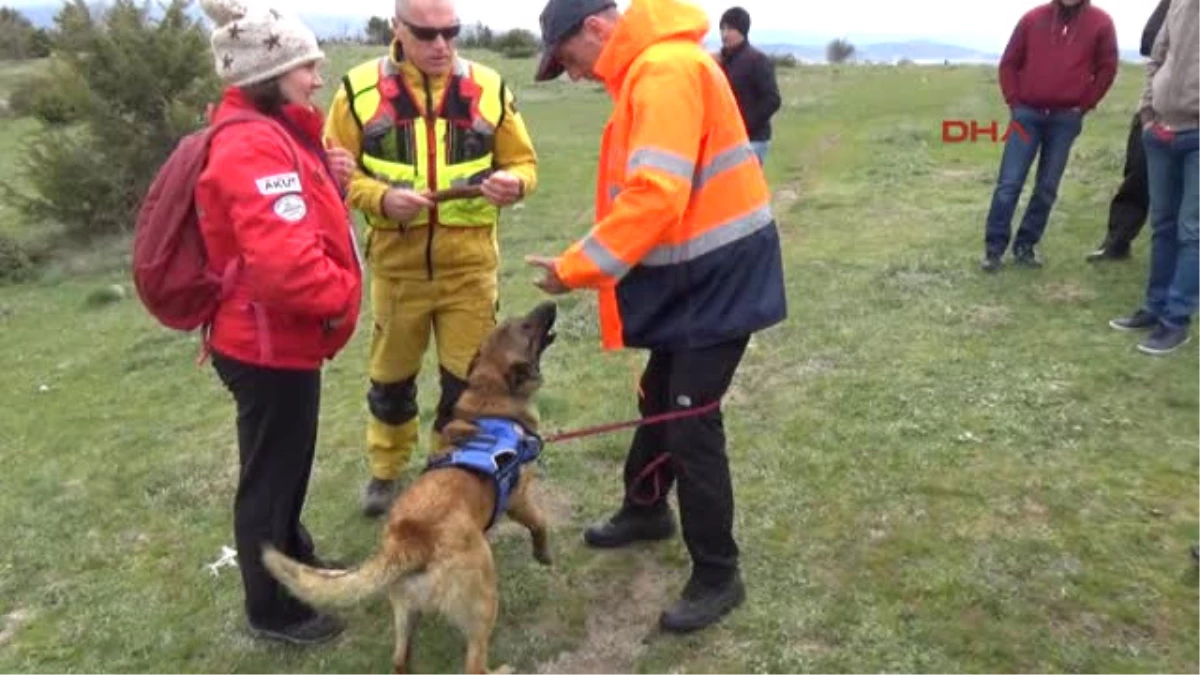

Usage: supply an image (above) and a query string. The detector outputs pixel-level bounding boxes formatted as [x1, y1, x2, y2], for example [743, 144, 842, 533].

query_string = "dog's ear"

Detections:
[506, 358, 540, 394]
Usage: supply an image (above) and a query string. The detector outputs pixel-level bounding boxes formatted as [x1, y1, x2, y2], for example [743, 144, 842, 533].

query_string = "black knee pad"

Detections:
[367, 377, 418, 426]
[434, 367, 468, 432]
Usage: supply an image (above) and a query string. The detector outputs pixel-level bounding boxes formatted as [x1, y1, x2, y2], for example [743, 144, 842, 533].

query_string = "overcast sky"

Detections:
[10, 0, 1157, 52]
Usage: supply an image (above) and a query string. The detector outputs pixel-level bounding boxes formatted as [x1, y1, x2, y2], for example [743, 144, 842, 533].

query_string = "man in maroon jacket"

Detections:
[981, 0, 1118, 272]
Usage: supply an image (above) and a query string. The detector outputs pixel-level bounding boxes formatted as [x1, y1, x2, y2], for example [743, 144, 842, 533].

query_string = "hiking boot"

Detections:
[583, 504, 675, 548]
[1109, 309, 1159, 332]
[248, 613, 345, 646]
[980, 252, 1002, 273]
[360, 478, 398, 518]
[1012, 245, 1043, 268]
[1138, 323, 1191, 355]
[659, 571, 746, 634]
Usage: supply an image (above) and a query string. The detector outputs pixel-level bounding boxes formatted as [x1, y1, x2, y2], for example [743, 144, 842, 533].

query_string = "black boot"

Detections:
[659, 571, 746, 633]
[248, 613, 345, 646]
[583, 503, 675, 548]
[360, 477, 399, 518]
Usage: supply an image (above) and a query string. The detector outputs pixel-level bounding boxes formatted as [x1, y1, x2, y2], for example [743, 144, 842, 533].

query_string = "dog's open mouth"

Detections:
[530, 302, 558, 356]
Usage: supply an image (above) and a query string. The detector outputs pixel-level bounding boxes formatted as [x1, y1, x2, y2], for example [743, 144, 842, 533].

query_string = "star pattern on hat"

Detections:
[228, 22, 241, 39]
[264, 33, 281, 50]
[222, 53, 233, 70]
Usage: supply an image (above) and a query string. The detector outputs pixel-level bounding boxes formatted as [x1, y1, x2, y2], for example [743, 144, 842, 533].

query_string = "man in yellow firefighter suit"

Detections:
[324, 0, 538, 516]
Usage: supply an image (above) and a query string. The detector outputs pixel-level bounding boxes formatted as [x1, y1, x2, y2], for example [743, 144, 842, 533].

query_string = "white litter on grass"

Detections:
[206, 545, 238, 577]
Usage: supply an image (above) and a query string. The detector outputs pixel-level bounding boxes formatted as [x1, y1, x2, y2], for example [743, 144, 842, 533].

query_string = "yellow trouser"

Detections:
[365, 269, 498, 480]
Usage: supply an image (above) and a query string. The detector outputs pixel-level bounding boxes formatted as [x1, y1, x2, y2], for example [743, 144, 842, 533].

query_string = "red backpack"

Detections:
[131, 112, 286, 334]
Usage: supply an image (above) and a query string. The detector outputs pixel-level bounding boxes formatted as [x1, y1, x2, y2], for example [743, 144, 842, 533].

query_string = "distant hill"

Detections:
[12, 3, 1147, 64]
[707, 39, 1145, 65]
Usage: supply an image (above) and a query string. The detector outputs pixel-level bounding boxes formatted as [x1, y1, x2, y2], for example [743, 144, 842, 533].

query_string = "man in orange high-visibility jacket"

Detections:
[527, 0, 788, 634]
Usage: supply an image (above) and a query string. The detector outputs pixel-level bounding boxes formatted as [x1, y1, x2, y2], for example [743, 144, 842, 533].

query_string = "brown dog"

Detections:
[262, 301, 558, 674]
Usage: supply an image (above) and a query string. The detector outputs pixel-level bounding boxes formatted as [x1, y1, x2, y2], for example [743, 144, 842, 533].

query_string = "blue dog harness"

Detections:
[423, 417, 544, 530]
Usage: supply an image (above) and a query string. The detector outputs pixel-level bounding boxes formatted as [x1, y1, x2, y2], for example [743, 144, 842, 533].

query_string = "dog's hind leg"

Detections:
[506, 484, 552, 565]
[389, 591, 420, 674]
[445, 542, 507, 674]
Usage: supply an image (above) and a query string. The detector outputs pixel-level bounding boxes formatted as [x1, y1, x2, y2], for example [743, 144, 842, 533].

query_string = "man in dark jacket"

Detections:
[1087, 0, 1172, 262]
[981, 0, 1118, 272]
[717, 7, 781, 166]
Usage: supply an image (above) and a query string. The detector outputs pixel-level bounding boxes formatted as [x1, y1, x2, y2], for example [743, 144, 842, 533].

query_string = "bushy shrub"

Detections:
[0, 7, 50, 60]
[2, 0, 220, 245]
[0, 232, 36, 284]
[7, 60, 89, 124]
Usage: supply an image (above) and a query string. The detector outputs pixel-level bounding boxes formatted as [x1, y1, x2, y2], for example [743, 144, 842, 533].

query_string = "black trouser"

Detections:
[621, 335, 750, 586]
[212, 352, 323, 629]
[1104, 112, 1150, 252]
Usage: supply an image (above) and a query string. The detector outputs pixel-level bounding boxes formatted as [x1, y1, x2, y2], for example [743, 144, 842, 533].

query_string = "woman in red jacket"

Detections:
[196, 0, 362, 645]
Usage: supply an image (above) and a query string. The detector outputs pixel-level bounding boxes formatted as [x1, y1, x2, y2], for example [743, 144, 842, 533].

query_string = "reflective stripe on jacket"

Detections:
[555, 0, 787, 350]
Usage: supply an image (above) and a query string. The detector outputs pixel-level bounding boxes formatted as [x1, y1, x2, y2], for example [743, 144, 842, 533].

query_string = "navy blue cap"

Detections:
[535, 0, 617, 81]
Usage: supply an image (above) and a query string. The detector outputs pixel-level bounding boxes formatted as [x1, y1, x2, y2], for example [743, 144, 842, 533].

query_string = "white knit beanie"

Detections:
[200, 0, 325, 87]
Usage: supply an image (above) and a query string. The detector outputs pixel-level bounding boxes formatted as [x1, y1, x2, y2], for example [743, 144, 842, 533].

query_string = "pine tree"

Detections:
[4, 0, 220, 243]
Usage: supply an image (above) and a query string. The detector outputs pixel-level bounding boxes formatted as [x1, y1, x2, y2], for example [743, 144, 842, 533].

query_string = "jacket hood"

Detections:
[594, 0, 709, 88]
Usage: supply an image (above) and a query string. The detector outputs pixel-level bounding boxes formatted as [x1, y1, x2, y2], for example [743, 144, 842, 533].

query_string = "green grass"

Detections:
[0, 49, 1196, 673]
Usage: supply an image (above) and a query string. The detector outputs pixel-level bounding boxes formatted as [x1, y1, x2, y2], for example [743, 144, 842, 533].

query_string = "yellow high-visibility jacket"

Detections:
[325, 43, 538, 279]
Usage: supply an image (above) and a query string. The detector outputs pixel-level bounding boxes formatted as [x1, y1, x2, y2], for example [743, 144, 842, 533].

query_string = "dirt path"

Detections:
[536, 551, 675, 674]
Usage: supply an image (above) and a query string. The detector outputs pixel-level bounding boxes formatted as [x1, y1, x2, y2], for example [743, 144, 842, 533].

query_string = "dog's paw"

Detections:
[535, 533, 552, 564]
[488, 665, 514, 675]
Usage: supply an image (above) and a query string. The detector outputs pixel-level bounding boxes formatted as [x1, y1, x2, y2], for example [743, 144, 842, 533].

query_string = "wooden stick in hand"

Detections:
[429, 185, 484, 203]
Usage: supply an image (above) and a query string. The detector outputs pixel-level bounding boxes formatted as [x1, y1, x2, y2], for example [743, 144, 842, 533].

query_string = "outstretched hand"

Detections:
[525, 255, 570, 295]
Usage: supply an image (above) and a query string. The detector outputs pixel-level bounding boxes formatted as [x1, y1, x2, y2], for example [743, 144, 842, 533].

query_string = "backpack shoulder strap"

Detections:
[203, 112, 301, 171]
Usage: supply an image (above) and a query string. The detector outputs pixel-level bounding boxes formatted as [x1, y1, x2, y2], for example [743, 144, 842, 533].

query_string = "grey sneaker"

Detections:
[360, 478, 398, 518]
[980, 253, 1002, 273]
[1109, 309, 1159, 332]
[1138, 324, 1191, 355]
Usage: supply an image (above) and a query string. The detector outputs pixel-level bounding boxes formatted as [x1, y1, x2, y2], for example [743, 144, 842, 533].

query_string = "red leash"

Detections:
[542, 398, 722, 444]
[539, 396, 725, 507]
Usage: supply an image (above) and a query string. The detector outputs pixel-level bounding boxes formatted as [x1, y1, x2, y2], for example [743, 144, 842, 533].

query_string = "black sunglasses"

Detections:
[398, 17, 461, 42]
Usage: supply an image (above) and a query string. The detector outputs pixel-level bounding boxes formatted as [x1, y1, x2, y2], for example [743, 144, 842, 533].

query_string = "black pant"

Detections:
[1104, 112, 1150, 252]
[211, 352, 323, 629]
[621, 335, 750, 586]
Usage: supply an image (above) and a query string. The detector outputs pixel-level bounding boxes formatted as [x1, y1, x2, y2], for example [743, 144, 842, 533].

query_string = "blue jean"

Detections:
[1141, 127, 1199, 329]
[750, 140, 769, 166]
[984, 106, 1083, 254]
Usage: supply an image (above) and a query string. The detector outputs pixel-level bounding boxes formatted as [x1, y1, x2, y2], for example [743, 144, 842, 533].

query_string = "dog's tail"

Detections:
[261, 523, 432, 609]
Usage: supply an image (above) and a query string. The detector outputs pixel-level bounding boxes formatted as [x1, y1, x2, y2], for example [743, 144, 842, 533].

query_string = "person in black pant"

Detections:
[599, 336, 750, 587]
[716, 6, 782, 167]
[528, 0, 788, 634]
[194, 0, 364, 644]
[211, 355, 339, 641]
[1088, 0, 1172, 262]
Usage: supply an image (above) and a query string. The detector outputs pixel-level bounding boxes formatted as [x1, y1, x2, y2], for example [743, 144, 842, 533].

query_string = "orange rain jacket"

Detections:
[554, 0, 787, 351]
